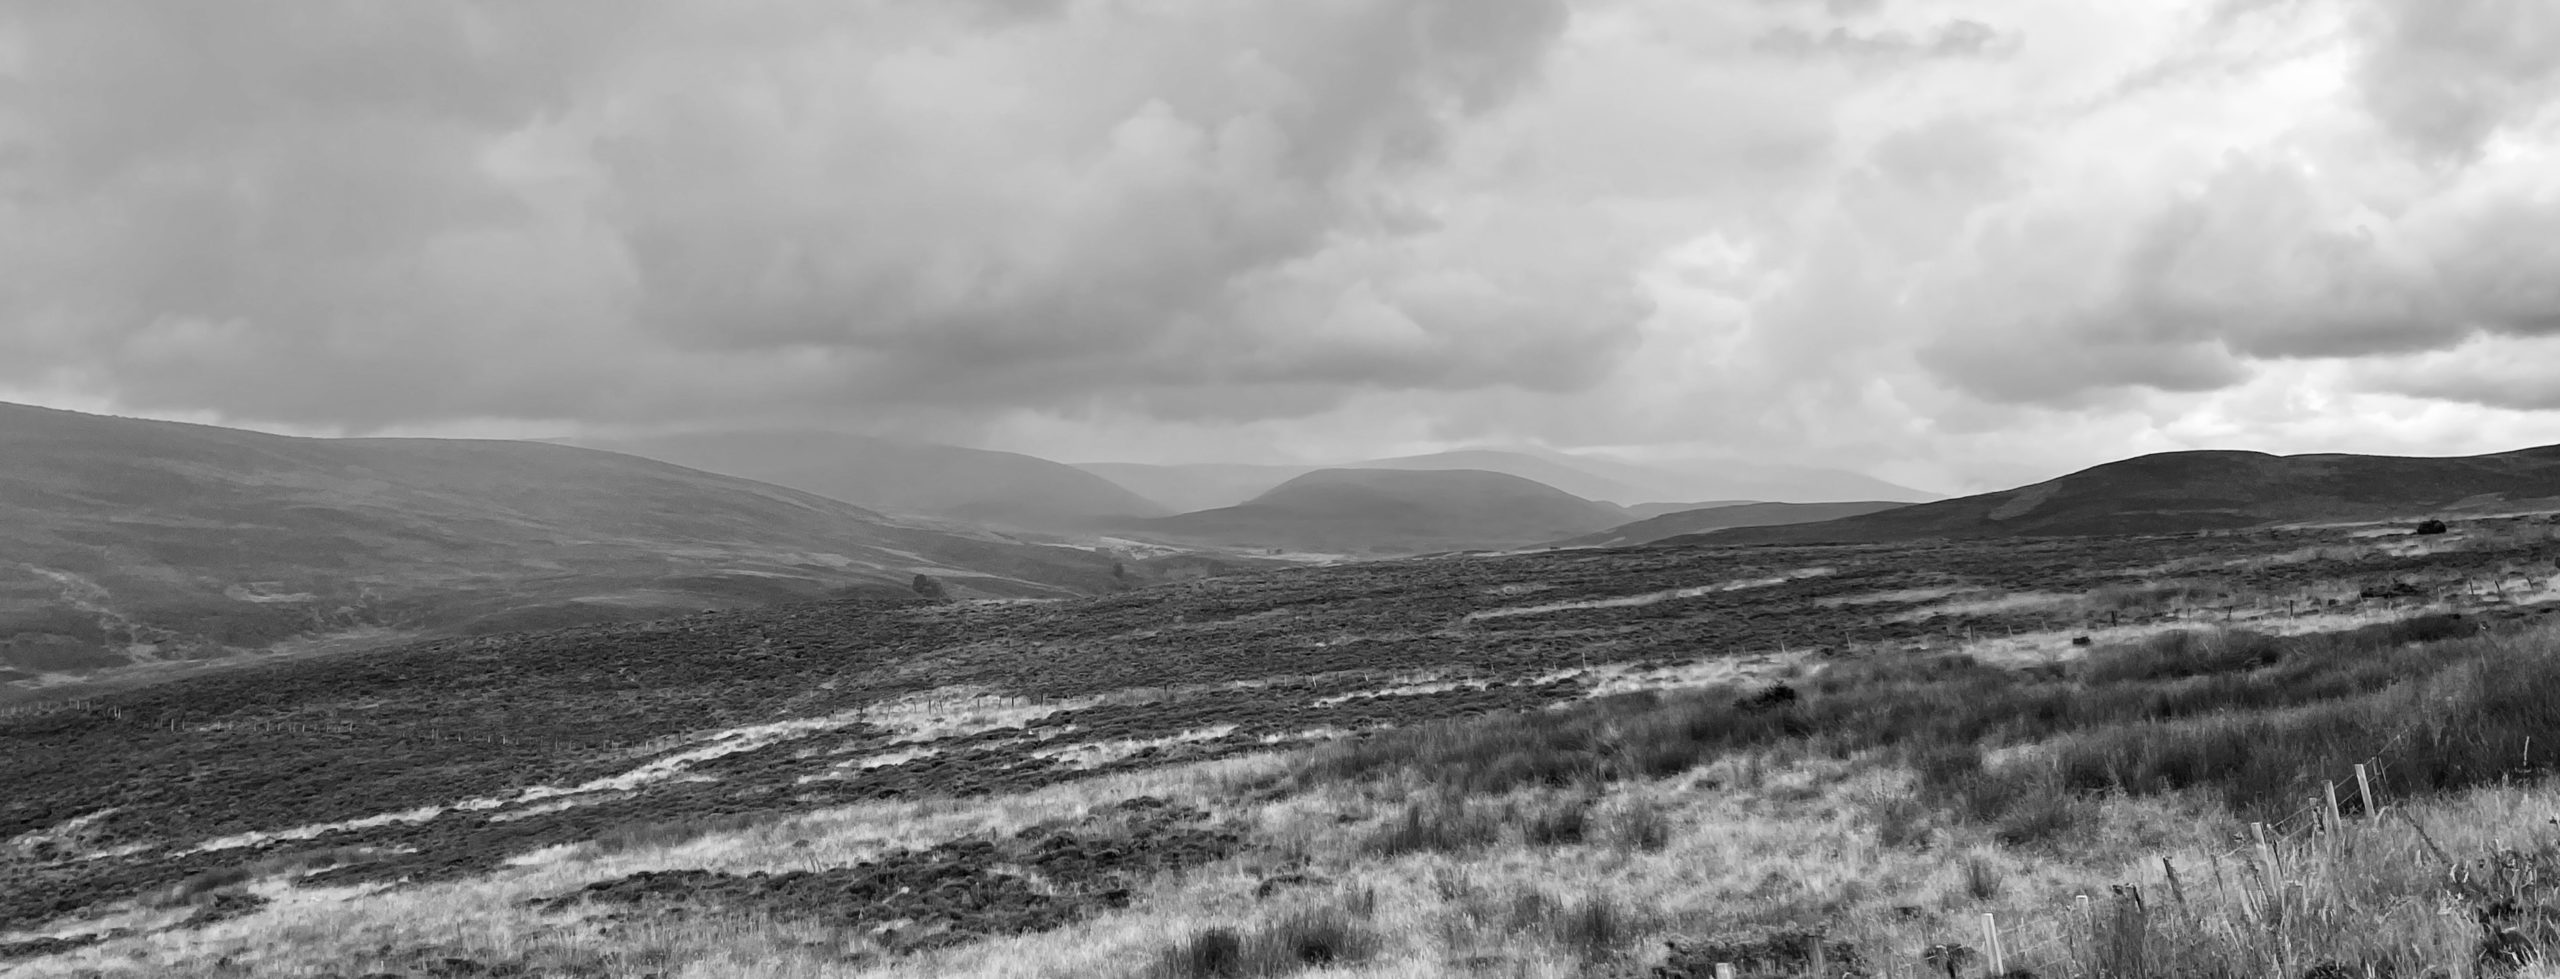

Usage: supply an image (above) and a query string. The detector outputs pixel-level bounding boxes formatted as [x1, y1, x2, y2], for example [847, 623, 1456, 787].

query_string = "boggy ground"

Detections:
[9, 513, 2560, 976]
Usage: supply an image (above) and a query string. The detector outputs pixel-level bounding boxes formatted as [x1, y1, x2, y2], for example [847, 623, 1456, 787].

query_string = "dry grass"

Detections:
[18, 619, 2560, 978]
[17, 735, 2560, 979]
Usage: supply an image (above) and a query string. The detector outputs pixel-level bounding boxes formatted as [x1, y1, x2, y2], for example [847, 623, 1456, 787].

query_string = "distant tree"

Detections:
[1111, 560, 1129, 582]
[2415, 519, 2449, 536]
[910, 574, 950, 601]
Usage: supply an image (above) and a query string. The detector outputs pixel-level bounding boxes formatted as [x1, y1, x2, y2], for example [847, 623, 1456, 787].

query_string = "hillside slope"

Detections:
[575, 431, 1169, 532]
[1071, 462, 1305, 515]
[1128, 468, 1629, 554]
[1562, 500, 1910, 547]
[1696, 446, 2560, 545]
[1623, 501, 1758, 520]
[1080, 449, 1936, 512]
[1350, 450, 1658, 504]
[0, 403, 1122, 685]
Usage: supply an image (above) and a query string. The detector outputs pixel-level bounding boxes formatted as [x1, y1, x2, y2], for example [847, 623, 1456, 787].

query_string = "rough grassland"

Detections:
[11, 514, 2560, 977]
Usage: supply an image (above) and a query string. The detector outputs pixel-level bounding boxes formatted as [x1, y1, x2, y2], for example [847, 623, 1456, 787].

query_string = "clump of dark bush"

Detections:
[1657, 930, 1863, 979]
[911, 574, 951, 600]
[1152, 906, 1379, 978]
[2416, 519, 2449, 535]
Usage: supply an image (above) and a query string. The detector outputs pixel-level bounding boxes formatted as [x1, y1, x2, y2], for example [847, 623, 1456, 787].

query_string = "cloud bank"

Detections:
[2, 0, 2557, 490]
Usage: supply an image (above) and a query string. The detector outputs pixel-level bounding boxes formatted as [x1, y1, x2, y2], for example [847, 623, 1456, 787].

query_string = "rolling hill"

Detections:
[1071, 462, 1306, 516]
[1691, 445, 2560, 545]
[0, 403, 1127, 687]
[571, 431, 1169, 532]
[1622, 501, 1762, 519]
[1349, 450, 1660, 504]
[1078, 449, 1936, 512]
[1126, 468, 1630, 555]
[1561, 500, 1912, 547]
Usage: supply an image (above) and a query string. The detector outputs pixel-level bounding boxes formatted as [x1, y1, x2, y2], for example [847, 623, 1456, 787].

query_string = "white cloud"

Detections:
[4, 0, 2560, 491]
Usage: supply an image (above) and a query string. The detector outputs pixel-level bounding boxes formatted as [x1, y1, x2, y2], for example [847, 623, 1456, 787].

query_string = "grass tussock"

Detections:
[1365, 797, 1502, 857]
[1152, 904, 1380, 979]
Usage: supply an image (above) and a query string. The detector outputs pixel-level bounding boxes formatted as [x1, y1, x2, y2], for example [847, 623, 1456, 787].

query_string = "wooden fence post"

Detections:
[1982, 912, 2005, 976]
[2353, 763, 2377, 824]
[2111, 886, 2148, 978]
[2077, 894, 2096, 970]
[2252, 822, 2278, 880]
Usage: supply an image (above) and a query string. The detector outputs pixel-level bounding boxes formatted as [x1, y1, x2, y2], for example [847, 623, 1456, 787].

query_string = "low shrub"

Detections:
[1515, 794, 1591, 846]
[1366, 798, 1500, 857]
[1153, 906, 1380, 978]
[1157, 927, 1246, 979]
[1962, 853, 2004, 902]
[1603, 793, 1674, 852]
[1549, 893, 1634, 962]
[2077, 629, 2283, 684]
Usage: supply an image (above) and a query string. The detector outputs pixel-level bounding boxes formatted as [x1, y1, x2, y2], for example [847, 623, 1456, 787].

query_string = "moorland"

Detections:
[10, 508, 2560, 978]
[0, 403, 1913, 701]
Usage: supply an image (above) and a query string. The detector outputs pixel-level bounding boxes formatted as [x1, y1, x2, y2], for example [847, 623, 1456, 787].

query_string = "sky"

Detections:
[3, 0, 2558, 494]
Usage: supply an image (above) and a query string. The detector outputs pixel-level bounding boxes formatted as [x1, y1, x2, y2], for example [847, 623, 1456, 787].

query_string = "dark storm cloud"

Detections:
[0, 0, 1634, 432]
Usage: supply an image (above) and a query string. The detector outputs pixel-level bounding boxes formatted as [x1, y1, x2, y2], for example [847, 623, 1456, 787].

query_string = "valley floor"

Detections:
[11, 515, 2560, 978]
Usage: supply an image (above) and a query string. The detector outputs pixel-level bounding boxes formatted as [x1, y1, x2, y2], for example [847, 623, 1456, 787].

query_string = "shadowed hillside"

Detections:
[0, 404, 1125, 687]
[574, 431, 1170, 532]
[1562, 500, 1910, 547]
[1128, 468, 1629, 554]
[1696, 446, 2560, 545]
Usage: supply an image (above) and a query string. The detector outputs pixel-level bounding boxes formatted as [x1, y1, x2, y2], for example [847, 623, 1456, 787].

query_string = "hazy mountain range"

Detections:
[1125, 468, 1634, 555]
[568, 431, 1169, 533]
[1559, 501, 1913, 548]
[17, 400, 2557, 691]
[1081, 448, 1936, 513]
[0, 404, 1125, 685]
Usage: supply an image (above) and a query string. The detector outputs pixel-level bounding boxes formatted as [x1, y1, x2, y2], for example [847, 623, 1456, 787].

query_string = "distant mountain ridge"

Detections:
[1127, 468, 1629, 555]
[572, 431, 1168, 532]
[1624, 501, 1759, 520]
[1563, 500, 1911, 547]
[1692, 446, 2560, 545]
[1074, 462, 1306, 515]
[0, 403, 1126, 687]
[1076, 448, 1933, 512]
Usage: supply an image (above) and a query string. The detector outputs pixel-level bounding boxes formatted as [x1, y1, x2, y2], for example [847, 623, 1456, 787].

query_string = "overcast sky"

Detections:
[4, 0, 2557, 493]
